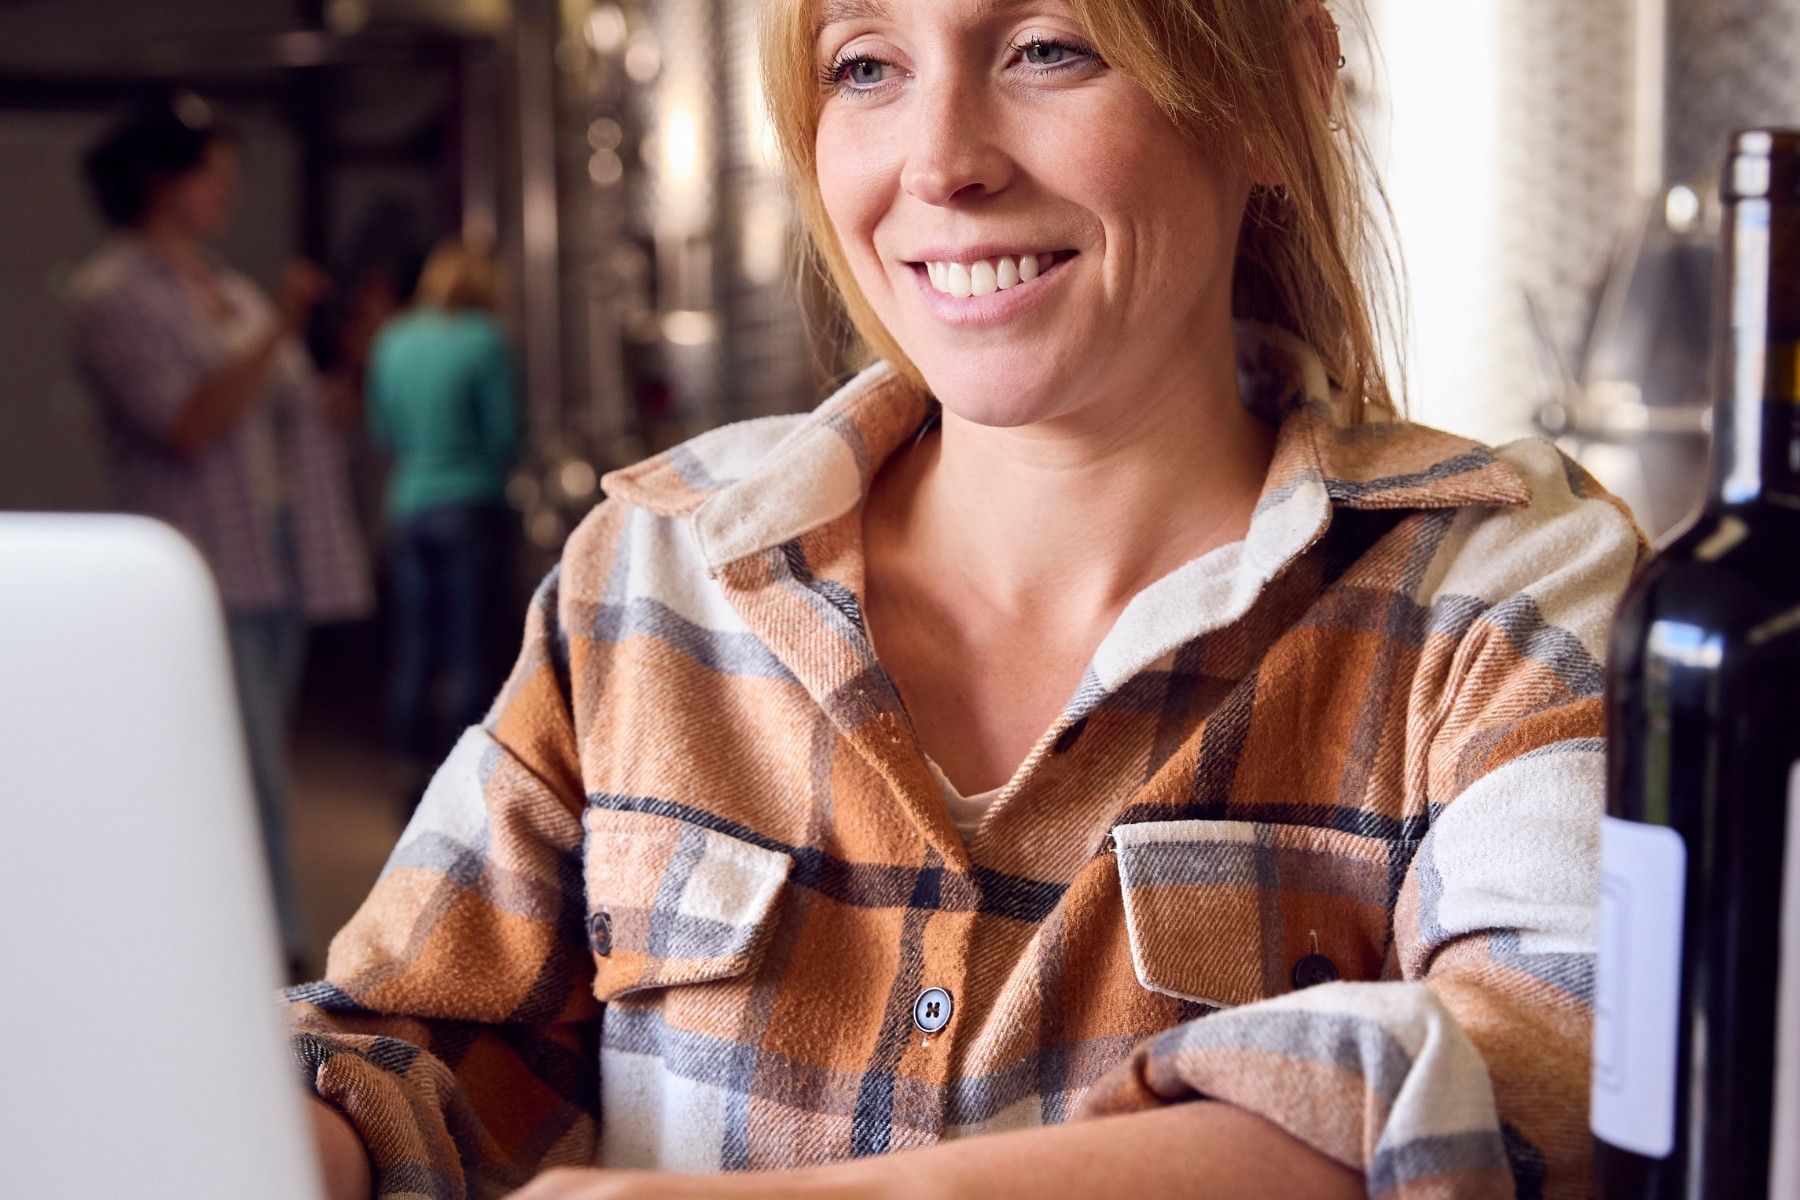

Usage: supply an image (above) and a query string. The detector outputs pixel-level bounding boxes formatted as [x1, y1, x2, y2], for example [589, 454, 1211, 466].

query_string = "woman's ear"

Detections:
[1248, 0, 1343, 188]
[1293, 0, 1344, 113]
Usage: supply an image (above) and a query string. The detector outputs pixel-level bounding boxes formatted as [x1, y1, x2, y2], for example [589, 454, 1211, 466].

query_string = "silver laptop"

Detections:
[0, 513, 321, 1199]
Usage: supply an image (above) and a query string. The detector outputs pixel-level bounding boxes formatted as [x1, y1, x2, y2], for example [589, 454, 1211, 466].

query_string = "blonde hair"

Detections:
[759, 0, 1401, 421]
[414, 238, 502, 312]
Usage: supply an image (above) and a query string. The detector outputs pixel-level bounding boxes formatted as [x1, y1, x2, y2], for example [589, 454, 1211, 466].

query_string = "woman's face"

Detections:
[813, 0, 1251, 428]
[152, 139, 239, 240]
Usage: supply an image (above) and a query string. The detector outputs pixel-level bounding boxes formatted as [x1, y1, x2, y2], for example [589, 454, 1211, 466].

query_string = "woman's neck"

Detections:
[131, 217, 207, 275]
[872, 326, 1276, 629]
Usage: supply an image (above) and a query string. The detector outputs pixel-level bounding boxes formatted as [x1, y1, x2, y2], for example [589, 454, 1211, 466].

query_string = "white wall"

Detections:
[1367, 0, 1511, 441]
[1366, 0, 1642, 447]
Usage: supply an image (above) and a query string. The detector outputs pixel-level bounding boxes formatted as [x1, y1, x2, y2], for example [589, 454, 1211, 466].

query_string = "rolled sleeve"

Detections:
[287, 550, 605, 1198]
[1078, 746, 1606, 1199]
[1079, 980, 1513, 1197]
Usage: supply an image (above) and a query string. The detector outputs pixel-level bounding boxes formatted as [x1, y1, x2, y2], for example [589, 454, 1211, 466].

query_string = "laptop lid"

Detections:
[0, 513, 321, 1199]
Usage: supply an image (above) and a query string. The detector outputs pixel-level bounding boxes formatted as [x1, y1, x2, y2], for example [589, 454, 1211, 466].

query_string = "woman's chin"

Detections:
[919, 368, 1073, 431]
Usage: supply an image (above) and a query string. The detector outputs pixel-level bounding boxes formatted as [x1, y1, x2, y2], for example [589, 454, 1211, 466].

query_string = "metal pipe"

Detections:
[459, 45, 499, 248]
[1632, 0, 1665, 196]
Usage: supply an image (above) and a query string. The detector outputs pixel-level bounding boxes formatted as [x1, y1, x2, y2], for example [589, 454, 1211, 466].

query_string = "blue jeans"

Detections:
[387, 502, 511, 767]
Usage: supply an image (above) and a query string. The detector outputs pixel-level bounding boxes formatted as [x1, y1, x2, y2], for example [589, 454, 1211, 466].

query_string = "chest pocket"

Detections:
[582, 807, 791, 1002]
[1112, 819, 1418, 1009]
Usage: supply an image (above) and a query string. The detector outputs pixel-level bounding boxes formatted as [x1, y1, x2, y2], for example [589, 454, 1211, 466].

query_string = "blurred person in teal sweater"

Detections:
[366, 239, 518, 797]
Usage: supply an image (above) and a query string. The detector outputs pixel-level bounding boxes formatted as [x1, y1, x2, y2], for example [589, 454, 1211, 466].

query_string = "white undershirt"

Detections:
[923, 755, 1007, 841]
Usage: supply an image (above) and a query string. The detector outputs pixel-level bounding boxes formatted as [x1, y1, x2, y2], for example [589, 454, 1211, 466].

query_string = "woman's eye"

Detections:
[823, 38, 1097, 95]
[833, 56, 894, 90]
[1013, 38, 1099, 71]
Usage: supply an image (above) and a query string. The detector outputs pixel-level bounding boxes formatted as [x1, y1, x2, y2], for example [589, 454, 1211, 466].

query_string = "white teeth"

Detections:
[969, 260, 997, 297]
[923, 253, 1054, 297]
[945, 261, 972, 299]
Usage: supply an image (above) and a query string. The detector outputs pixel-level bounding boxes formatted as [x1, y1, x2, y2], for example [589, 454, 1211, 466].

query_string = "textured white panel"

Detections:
[1368, 0, 1640, 444]
[1372, 0, 1509, 440]
[1667, 0, 1800, 185]
[1495, 0, 1639, 426]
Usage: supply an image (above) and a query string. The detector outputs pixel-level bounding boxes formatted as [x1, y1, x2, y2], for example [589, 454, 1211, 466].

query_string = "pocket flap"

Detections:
[1113, 819, 1412, 1009]
[583, 808, 791, 1000]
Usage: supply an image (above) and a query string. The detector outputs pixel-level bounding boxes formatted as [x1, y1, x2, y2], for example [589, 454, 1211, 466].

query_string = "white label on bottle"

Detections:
[1592, 816, 1687, 1157]
[1771, 762, 1800, 1198]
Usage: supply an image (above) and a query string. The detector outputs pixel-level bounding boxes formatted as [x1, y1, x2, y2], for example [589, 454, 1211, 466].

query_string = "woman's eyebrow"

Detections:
[815, 0, 1050, 40]
[814, 0, 891, 38]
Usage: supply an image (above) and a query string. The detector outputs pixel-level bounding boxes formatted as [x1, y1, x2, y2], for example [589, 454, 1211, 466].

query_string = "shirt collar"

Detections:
[600, 322, 1529, 577]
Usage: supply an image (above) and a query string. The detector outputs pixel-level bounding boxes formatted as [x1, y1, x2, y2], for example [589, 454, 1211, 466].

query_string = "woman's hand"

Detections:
[502, 1103, 1360, 1200]
[276, 260, 332, 334]
[309, 1096, 374, 1200]
[164, 257, 331, 457]
[505, 1169, 688, 1200]
[505, 1165, 879, 1200]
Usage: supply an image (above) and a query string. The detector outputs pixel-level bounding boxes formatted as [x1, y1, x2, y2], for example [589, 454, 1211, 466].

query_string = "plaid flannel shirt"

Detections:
[289, 324, 1645, 1199]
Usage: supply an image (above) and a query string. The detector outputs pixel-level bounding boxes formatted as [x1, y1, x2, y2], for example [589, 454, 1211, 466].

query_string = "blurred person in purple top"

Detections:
[67, 95, 372, 972]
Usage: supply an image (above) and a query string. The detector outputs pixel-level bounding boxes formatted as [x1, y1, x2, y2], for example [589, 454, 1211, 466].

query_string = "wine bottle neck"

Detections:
[1713, 197, 1800, 506]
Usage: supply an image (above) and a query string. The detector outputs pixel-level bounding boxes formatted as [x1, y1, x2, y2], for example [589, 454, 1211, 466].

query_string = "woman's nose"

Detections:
[899, 79, 1013, 207]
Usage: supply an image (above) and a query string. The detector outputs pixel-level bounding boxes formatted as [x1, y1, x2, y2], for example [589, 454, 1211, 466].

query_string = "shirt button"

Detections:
[587, 911, 613, 956]
[913, 987, 954, 1033]
[1291, 953, 1339, 990]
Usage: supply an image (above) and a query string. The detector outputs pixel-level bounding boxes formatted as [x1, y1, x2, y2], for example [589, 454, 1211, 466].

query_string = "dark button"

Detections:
[913, 987, 953, 1033]
[587, 911, 613, 956]
[1291, 953, 1339, 990]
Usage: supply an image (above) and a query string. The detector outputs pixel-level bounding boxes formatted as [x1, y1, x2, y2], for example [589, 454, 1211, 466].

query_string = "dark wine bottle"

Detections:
[1594, 129, 1800, 1198]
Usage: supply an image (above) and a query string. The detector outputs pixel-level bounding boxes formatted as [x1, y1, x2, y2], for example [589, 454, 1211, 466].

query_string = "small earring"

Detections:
[1336, 55, 1347, 70]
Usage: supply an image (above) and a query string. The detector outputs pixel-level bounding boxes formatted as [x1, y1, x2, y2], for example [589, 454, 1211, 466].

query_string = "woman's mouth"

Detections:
[913, 250, 1078, 299]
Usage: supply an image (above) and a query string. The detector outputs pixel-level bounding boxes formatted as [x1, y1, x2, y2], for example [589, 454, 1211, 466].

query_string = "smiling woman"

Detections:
[290, 3, 1641, 1199]
[764, 0, 1399, 423]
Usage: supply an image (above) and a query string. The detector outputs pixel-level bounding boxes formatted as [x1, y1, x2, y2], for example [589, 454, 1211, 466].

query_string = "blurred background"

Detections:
[1, 0, 1796, 974]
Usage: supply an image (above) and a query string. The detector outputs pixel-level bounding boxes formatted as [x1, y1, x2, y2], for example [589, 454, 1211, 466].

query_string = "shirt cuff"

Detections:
[1074, 981, 1516, 1199]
